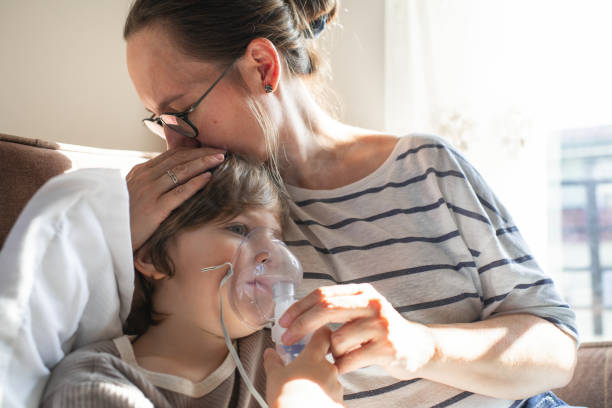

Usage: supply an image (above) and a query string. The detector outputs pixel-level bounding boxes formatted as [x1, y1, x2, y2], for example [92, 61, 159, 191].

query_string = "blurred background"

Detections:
[1, 0, 611, 341]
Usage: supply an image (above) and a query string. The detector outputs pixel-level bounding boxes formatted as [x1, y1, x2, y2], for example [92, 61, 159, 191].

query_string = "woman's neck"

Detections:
[276, 80, 394, 190]
[132, 316, 229, 383]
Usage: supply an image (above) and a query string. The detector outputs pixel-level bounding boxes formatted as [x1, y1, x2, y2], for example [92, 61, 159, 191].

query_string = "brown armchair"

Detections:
[0, 133, 610, 407]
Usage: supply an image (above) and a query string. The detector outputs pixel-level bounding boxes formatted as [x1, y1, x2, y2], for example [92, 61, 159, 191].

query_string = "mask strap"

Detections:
[202, 262, 269, 408]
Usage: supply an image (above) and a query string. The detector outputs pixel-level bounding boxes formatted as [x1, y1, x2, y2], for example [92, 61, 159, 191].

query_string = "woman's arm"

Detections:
[420, 313, 576, 399]
[279, 283, 577, 400]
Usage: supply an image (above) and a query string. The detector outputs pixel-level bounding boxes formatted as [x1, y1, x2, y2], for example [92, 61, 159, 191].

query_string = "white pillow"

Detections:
[0, 169, 134, 407]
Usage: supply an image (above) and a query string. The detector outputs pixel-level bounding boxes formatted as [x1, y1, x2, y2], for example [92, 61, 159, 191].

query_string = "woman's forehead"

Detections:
[126, 25, 217, 111]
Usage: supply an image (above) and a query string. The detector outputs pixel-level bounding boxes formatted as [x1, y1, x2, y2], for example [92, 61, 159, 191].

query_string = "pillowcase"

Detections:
[0, 168, 134, 407]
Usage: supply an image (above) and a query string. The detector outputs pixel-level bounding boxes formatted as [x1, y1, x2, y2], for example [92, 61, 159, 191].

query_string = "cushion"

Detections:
[0, 133, 155, 249]
[553, 340, 612, 407]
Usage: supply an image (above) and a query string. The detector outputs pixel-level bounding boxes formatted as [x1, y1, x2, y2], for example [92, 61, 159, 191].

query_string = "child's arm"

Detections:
[264, 326, 344, 408]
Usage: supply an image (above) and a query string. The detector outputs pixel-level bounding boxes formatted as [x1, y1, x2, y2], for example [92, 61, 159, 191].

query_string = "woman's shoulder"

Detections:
[395, 133, 460, 158]
[343, 132, 450, 170]
[364, 133, 463, 175]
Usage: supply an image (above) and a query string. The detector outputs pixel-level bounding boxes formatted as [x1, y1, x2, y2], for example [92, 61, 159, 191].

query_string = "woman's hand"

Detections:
[126, 147, 225, 251]
[264, 326, 344, 408]
[278, 283, 436, 378]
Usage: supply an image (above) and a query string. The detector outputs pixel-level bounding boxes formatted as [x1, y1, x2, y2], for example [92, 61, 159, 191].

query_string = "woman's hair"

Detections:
[124, 0, 338, 76]
[125, 154, 287, 335]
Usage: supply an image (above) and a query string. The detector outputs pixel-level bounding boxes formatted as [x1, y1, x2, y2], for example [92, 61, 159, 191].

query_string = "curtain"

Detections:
[384, 0, 612, 339]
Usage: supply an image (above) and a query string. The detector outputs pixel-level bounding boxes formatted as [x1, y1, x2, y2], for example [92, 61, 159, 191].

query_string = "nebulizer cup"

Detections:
[200, 227, 306, 407]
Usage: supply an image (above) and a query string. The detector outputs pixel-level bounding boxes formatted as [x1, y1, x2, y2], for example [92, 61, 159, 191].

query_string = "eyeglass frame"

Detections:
[142, 61, 235, 139]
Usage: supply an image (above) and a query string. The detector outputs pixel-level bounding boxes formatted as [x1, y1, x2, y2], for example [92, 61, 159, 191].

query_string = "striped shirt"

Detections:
[283, 134, 577, 408]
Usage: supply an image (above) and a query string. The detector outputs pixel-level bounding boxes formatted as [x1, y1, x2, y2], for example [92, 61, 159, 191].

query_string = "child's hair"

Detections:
[125, 155, 287, 335]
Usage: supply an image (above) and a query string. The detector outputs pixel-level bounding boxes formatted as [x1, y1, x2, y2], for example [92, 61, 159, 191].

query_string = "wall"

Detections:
[322, 0, 385, 132]
[0, 0, 164, 152]
[0, 1, 383, 152]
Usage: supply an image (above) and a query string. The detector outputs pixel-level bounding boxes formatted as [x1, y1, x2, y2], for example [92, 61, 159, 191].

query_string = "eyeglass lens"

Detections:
[144, 114, 196, 139]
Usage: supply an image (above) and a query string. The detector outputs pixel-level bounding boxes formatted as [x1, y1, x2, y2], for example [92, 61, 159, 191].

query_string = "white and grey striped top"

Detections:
[283, 134, 577, 408]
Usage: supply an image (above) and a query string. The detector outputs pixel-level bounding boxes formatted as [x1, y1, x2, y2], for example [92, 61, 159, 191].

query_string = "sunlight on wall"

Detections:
[0, 1, 164, 152]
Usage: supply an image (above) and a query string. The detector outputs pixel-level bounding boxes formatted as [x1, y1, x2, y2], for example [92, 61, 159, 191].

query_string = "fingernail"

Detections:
[213, 153, 225, 161]
[279, 314, 289, 328]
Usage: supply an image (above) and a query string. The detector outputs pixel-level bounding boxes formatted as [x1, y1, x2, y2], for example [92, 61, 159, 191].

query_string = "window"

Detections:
[383, 0, 612, 340]
[558, 127, 612, 339]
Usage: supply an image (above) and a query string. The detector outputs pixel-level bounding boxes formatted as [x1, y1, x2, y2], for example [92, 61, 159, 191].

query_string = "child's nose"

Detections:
[255, 251, 270, 264]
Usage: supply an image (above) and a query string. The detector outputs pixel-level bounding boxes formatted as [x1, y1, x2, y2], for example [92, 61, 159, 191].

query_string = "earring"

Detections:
[264, 84, 273, 93]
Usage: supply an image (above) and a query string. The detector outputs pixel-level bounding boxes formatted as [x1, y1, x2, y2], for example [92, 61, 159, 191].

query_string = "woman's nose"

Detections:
[255, 251, 270, 264]
[164, 128, 200, 149]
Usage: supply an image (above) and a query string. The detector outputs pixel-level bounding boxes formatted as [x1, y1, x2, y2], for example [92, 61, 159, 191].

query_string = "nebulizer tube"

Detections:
[200, 227, 307, 408]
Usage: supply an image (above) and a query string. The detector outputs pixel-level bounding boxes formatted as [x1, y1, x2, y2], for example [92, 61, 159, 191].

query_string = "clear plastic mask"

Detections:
[201, 227, 303, 329]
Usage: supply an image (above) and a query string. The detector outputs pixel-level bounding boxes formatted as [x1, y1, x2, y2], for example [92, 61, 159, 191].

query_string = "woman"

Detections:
[123, 0, 578, 406]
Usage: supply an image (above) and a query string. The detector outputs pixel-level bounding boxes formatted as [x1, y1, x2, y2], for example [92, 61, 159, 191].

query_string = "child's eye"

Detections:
[227, 224, 248, 236]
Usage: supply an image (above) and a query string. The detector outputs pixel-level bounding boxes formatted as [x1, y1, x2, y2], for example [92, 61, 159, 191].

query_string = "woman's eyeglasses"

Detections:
[143, 62, 234, 139]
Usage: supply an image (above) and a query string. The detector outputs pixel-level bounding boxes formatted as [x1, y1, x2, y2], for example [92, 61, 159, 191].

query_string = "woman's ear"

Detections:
[134, 247, 167, 280]
[238, 37, 282, 94]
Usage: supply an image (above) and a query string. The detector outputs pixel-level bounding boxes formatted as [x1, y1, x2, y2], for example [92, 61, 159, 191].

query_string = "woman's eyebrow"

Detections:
[146, 93, 185, 114]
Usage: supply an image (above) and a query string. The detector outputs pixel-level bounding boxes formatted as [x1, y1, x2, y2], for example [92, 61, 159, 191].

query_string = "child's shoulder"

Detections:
[42, 338, 133, 401]
[67, 337, 122, 361]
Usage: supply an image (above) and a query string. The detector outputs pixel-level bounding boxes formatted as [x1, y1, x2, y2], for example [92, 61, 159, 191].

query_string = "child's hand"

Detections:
[263, 326, 344, 408]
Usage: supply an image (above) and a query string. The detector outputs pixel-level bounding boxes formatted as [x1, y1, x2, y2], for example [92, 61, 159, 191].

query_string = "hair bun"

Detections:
[287, 0, 338, 38]
[304, 14, 328, 38]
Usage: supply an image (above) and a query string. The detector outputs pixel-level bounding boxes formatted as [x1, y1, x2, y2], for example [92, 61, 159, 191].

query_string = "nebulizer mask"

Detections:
[200, 227, 307, 408]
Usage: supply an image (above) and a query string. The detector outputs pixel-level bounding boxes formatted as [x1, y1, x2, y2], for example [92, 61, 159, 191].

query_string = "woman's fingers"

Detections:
[334, 341, 381, 375]
[158, 171, 212, 210]
[280, 284, 370, 327]
[156, 152, 224, 192]
[330, 317, 384, 359]
[143, 146, 224, 173]
[281, 291, 378, 345]
[301, 326, 333, 359]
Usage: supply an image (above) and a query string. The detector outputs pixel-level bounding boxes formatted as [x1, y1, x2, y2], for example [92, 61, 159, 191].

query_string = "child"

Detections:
[40, 155, 342, 407]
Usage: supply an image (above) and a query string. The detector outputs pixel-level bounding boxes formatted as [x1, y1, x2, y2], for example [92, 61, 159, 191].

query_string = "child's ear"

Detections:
[134, 247, 167, 280]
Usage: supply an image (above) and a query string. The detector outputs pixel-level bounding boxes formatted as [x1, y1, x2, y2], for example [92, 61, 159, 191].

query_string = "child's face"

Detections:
[154, 206, 282, 339]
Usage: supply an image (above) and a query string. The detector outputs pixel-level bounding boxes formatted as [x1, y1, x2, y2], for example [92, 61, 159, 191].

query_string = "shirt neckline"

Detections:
[113, 335, 236, 398]
[286, 135, 408, 200]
